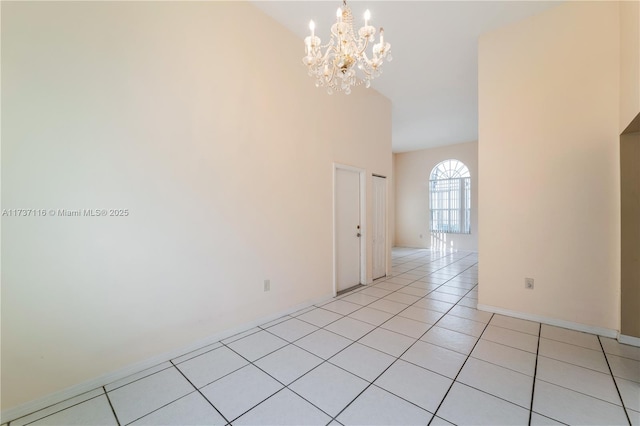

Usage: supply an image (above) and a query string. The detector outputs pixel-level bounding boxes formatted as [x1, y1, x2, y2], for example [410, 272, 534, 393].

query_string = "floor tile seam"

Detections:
[262, 321, 362, 361]
[257, 315, 293, 330]
[440, 311, 487, 325]
[220, 328, 264, 346]
[396, 357, 462, 382]
[528, 323, 542, 425]
[601, 351, 640, 363]
[103, 386, 121, 426]
[598, 335, 633, 425]
[327, 253, 477, 424]
[336, 294, 387, 310]
[296, 309, 347, 329]
[378, 321, 434, 340]
[439, 283, 477, 291]
[169, 360, 231, 425]
[12, 392, 108, 426]
[479, 336, 538, 355]
[337, 294, 379, 306]
[288, 328, 362, 364]
[293, 305, 322, 318]
[536, 353, 624, 376]
[467, 353, 535, 377]
[328, 377, 436, 424]
[218, 384, 286, 424]
[452, 380, 533, 411]
[282, 365, 363, 420]
[534, 352, 612, 376]
[446, 311, 490, 324]
[119, 389, 200, 426]
[486, 322, 540, 337]
[613, 374, 640, 386]
[341, 283, 482, 425]
[104, 364, 175, 393]
[529, 409, 570, 425]
[539, 335, 610, 353]
[395, 311, 439, 325]
[345, 280, 457, 341]
[428, 311, 495, 425]
[172, 345, 228, 367]
[324, 353, 395, 384]
[434, 323, 483, 339]
[260, 323, 321, 346]
[214, 342, 339, 422]
[332, 291, 464, 387]
[324, 315, 380, 336]
[192, 343, 260, 388]
[368, 383, 441, 416]
[534, 377, 625, 408]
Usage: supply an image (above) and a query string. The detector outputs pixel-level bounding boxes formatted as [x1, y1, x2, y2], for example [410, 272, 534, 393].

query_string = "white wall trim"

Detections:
[617, 334, 640, 347]
[477, 304, 618, 338]
[1, 293, 334, 424]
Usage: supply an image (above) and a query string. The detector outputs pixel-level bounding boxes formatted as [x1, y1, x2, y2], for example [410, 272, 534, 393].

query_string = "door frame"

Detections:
[333, 163, 367, 297]
[372, 174, 387, 280]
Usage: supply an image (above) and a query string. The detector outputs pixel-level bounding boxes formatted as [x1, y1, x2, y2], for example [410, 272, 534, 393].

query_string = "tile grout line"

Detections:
[102, 386, 121, 426]
[222, 250, 474, 422]
[311, 287, 472, 419]
[169, 361, 231, 426]
[597, 335, 632, 426]
[258, 253, 480, 424]
[329, 263, 481, 423]
[527, 323, 542, 426]
[220, 262, 471, 423]
[12, 394, 107, 426]
[427, 312, 494, 425]
[233, 253, 477, 424]
[218, 335, 340, 422]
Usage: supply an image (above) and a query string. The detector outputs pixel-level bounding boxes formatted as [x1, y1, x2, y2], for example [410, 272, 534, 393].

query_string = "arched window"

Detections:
[430, 159, 471, 234]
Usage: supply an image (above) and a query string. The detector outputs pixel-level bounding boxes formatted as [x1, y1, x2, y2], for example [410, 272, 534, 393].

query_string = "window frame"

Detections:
[429, 159, 471, 235]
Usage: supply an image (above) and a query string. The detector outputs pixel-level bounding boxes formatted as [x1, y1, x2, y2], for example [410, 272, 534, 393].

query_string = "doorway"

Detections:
[372, 175, 387, 280]
[620, 113, 640, 344]
[334, 165, 365, 294]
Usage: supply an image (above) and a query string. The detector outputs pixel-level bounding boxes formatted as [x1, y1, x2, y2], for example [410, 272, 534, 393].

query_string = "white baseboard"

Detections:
[617, 334, 640, 347]
[1, 293, 334, 424]
[477, 304, 618, 338]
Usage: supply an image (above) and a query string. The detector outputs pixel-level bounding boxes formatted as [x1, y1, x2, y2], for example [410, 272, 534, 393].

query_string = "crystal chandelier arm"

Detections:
[302, 2, 389, 94]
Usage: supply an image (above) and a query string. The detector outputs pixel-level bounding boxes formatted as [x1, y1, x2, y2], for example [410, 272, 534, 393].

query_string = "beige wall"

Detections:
[1, 1, 392, 411]
[478, 1, 621, 331]
[620, 0, 640, 131]
[394, 141, 478, 251]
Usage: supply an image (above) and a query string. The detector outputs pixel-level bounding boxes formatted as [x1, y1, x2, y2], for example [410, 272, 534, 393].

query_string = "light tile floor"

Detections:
[6, 248, 639, 425]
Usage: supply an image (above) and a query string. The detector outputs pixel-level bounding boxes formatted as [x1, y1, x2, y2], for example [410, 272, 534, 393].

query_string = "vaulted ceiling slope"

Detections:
[253, 1, 561, 152]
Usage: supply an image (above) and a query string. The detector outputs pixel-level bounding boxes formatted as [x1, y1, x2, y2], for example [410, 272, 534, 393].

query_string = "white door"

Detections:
[372, 175, 387, 280]
[335, 168, 361, 291]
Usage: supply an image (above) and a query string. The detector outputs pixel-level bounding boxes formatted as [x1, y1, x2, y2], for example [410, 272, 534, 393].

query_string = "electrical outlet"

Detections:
[264, 279, 270, 292]
[525, 277, 534, 290]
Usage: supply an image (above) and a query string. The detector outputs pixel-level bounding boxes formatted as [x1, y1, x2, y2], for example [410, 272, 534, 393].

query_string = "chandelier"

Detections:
[303, 1, 391, 95]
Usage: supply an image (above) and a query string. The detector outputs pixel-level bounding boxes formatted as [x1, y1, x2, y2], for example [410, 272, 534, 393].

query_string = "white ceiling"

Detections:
[252, 1, 560, 152]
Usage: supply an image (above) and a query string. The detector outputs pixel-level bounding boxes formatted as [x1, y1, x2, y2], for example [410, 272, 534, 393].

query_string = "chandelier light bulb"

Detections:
[364, 9, 370, 26]
[309, 20, 315, 38]
[336, 8, 342, 22]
